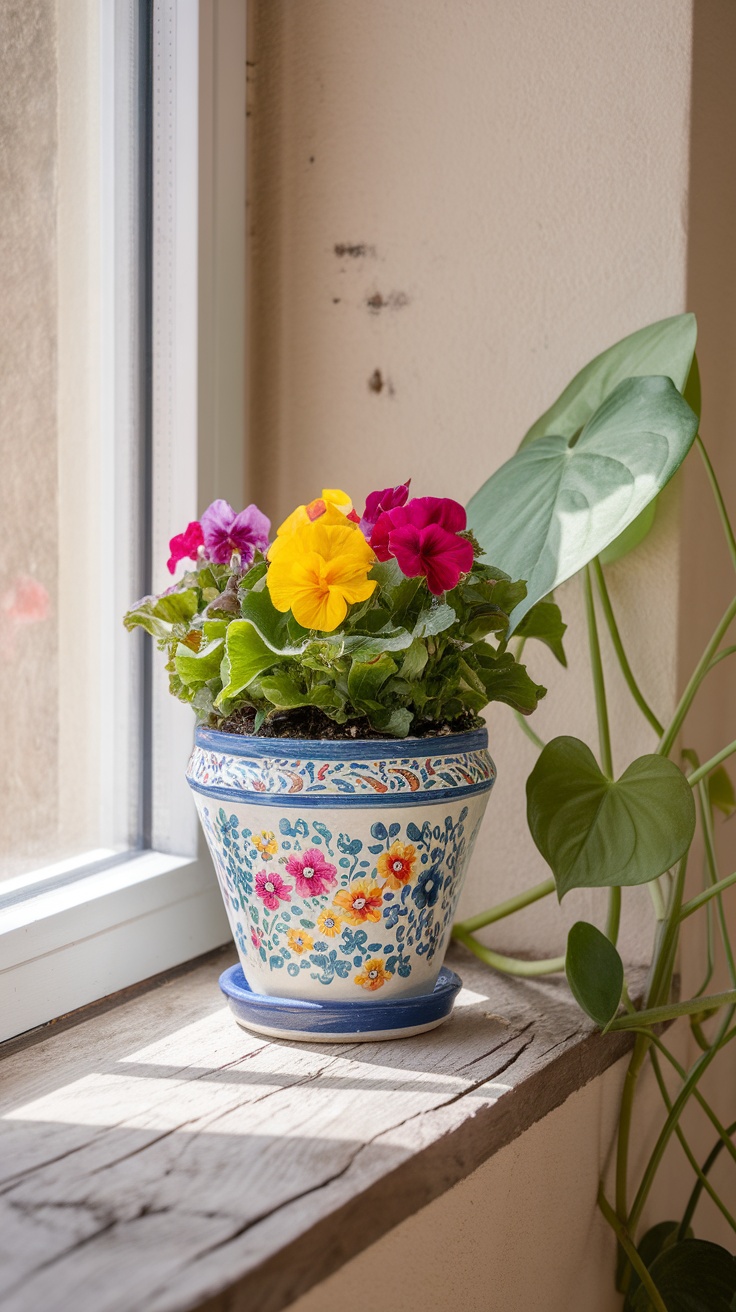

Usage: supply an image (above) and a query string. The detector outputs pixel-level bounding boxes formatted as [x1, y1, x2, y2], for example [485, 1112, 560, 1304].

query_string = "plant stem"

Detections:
[452, 927, 565, 977]
[697, 780, 736, 1045]
[607, 989, 736, 1031]
[646, 1030, 736, 1170]
[697, 436, 736, 573]
[606, 888, 622, 945]
[658, 595, 736, 757]
[615, 1035, 649, 1224]
[592, 558, 664, 736]
[598, 1187, 668, 1312]
[513, 710, 546, 750]
[679, 1119, 736, 1239]
[453, 877, 556, 935]
[679, 868, 736, 920]
[708, 643, 736, 672]
[687, 737, 736, 787]
[627, 1026, 736, 1235]
[584, 564, 614, 777]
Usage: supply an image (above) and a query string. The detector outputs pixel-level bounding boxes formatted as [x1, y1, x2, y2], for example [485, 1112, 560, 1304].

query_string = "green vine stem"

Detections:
[513, 709, 546, 750]
[645, 1029, 736, 1171]
[583, 563, 622, 945]
[657, 594, 736, 757]
[687, 737, 736, 787]
[679, 1119, 736, 1239]
[452, 926, 564, 977]
[679, 868, 736, 920]
[697, 436, 736, 573]
[592, 557, 664, 736]
[608, 989, 736, 1032]
[598, 1187, 668, 1312]
[649, 1051, 736, 1237]
[453, 877, 556, 935]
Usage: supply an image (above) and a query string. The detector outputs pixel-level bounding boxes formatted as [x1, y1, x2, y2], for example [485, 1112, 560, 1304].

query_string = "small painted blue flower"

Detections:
[412, 867, 442, 909]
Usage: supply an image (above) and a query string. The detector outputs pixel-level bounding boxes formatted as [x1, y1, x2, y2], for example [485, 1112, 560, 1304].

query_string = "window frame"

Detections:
[0, 0, 247, 1043]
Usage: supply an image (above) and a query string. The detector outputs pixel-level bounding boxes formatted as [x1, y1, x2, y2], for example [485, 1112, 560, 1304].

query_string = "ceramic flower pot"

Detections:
[186, 726, 495, 1003]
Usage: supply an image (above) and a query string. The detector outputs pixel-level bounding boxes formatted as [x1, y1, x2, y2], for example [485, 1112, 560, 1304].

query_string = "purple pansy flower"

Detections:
[359, 480, 411, 539]
[284, 848, 338, 898]
[201, 499, 271, 566]
[167, 520, 204, 575]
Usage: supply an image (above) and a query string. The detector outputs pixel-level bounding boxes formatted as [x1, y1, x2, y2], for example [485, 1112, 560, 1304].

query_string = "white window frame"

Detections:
[0, 0, 247, 1043]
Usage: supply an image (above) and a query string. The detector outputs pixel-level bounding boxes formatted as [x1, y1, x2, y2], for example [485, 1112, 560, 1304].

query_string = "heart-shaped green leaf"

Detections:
[468, 375, 698, 632]
[565, 921, 623, 1028]
[631, 1239, 736, 1311]
[526, 736, 696, 899]
[521, 313, 697, 448]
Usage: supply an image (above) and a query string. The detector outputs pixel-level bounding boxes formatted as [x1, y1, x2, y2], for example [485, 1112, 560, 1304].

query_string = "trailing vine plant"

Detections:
[460, 315, 736, 1308]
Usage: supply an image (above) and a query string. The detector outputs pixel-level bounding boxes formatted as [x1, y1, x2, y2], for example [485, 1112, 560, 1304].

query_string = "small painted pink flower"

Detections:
[358, 479, 411, 538]
[370, 496, 473, 595]
[201, 499, 270, 566]
[167, 520, 204, 575]
[284, 848, 338, 898]
[250, 926, 263, 950]
[255, 870, 291, 911]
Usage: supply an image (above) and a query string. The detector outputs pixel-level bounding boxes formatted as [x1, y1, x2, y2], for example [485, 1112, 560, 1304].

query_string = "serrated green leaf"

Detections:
[413, 602, 456, 639]
[215, 620, 279, 706]
[527, 737, 696, 899]
[347, 654, 398, 707]
[123, 588, 199, 638]
[565, 921, 623, 1027]
[258, 673, 342, 714]
[468, 375, 699, 632]
[174, 636, 225, 688]
[516, 599, 567, 666]
[472, 645, 546, 715]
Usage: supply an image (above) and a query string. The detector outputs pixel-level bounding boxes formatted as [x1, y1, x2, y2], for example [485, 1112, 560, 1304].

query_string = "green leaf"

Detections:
[631, 1239, 736, 1311]
[527, 736, 696, 899]
[468, 375, 699, 632]
[710, 766, 736, 819]
[347, 654, 398, 707]
[565, 921, 623, 1027]
[623, 1224, 682, 1312]
[258, 673, 343, 715]
[400, 640, 429, 681]
[472, 646, 546, 715]
[599, 500, 658, 566]
[516, 599, 567, 666]
[339, 627, 414, 659]
[174, 637, 225, 688]
[215, 620, 279, 706]
[239, 589, 309, 653]
[123, 588, 199, 638]
[413, 602, 456, 638]
[369, 706, 413, 738]
[521, 313, 697, 447]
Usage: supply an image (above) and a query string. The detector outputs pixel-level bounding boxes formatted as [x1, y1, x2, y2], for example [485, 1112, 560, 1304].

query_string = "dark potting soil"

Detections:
[212, 704, 483, 742]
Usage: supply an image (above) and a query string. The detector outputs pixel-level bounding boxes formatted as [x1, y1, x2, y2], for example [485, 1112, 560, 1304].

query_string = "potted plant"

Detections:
[125, 484, 547, 1038]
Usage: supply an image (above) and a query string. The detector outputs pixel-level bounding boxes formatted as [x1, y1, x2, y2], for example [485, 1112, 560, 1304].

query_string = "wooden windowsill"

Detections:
[0, 944, 642, 1312]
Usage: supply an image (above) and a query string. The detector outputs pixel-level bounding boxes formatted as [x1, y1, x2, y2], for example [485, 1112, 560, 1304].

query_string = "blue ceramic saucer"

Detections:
[218, 963, 463, 1043]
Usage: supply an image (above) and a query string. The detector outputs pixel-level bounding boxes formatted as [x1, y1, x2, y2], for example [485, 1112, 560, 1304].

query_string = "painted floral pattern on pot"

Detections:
[195, 797, 486, 1000]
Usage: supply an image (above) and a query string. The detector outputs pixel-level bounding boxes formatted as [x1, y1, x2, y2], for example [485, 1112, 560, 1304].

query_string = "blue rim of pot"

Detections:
[193, 724, 489, 760]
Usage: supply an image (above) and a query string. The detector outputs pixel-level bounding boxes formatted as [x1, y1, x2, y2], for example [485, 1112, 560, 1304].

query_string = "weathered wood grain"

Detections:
[0, 947, 642, 1312]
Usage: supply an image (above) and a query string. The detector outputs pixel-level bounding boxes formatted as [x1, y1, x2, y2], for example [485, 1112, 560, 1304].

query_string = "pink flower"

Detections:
[201, 499, 270, 566]
[167, 521, 204, 574]
[250, 926, 263, 950]
[255, 870, 291, 911]
[284, 848, 338, 898]
[359, 480, 411, 538]
[370, 497, 474, 595]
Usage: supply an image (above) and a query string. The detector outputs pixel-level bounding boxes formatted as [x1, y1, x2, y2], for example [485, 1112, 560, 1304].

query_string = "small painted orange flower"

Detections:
[253, 830, 278, 859]
[333, 883, 383, 925]
[355, 959, 392, 991]
[377, 841, 416, 889]
[316, 909, 342, 938]
[286, 927, 314, 955]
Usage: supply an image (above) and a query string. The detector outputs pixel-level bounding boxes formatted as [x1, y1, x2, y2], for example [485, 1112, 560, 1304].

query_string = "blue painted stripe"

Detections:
[186, 776, 495, 808]
[195, 724, 488, 761]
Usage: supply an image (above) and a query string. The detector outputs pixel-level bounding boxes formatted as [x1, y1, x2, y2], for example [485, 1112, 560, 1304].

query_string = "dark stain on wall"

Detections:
[366, 291, 410, 314]
[334, 242, 376, 259]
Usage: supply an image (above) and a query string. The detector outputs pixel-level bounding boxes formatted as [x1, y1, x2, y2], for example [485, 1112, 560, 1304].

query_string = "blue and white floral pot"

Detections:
[186, 727, 495, 1004]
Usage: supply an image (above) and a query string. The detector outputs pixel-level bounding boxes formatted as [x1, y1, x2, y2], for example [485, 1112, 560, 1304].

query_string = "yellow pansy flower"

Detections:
[267, 504, 376, 632]
[275, 488, 354, 540]
[354, 959, 392, 991]
[316, 909, 342, 938]
[286, 927, 314, 955]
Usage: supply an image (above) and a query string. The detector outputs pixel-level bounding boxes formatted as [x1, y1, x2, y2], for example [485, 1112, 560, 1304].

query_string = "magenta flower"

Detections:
[359, 479, 411, 538]
[201, 499, 271, 566]
[284, 848, 338, 899]
[255, 870, 291, 911]
[167, 521, 204, 575]
[370, 496, 474, 595]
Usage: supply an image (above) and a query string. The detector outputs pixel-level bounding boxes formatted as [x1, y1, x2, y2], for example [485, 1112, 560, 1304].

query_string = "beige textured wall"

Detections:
[246, 0, 693, 961]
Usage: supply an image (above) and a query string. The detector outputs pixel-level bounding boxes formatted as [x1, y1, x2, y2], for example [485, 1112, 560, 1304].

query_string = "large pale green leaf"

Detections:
[123, 588, 199, 638]
[468, 375, 699, 631]
[175, 637, 224, 688]
[239, 589, 309, 653]
[565, 921, 623, 1028]
[631, 1239, 736, 1311]
[521, 313, 697, 447]
[526, 736, 696, 899]
[347, 654, 398, 707]
[215, 620, 280, 706]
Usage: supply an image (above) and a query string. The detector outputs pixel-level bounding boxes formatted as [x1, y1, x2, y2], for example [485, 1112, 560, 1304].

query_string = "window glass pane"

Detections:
[0, 0, 145, 881]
